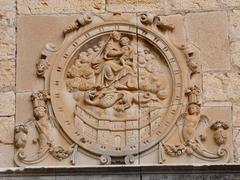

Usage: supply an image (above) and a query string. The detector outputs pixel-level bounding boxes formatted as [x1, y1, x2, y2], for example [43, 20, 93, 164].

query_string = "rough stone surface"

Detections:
[185, 11, 230, 71]
[0, 116, 14, 144]
[0, 9, 16, 27]
[0, 91, 15, 116]
[230, 10, 240, 41]
[0, 0, 16, 11]
[203, 72, 240, 102]
[221, 0, 240, 7]
[107, 0, 165, 12]
[0, 61, 15, 90]
[17, 0, 105, 14]
[0, 26, 15, 61]
[168, 0, 221, 12]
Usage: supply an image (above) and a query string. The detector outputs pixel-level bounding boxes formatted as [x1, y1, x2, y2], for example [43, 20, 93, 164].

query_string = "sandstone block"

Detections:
[0, 26, 15, 61]
[203, 73, 229, 101]
[0, 61, 15, 90]
[17, 0, 105, 14]
[0, 116, 14, 144]
[220, 0, 240, 7]
[17, 15, 77, 91]
[168, 0, 221, 12]
[0, 0, 16, 11]
[231, 41, 240, 69]
[107, 0, 164, 12]
[0, 9, 16, 27]
[0, 91, 15, 116]
[185, 11, 230, 71]
[230, 10, 240, 40]
[0, 144, 14, 167]
[203, 72, 240, 102]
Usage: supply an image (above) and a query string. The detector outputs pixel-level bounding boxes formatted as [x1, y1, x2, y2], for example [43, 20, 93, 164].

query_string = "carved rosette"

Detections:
[14, 12, 230, 166]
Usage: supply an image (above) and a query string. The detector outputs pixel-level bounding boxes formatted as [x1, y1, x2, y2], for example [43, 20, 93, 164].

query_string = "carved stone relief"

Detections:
[15, 12, 232, 166]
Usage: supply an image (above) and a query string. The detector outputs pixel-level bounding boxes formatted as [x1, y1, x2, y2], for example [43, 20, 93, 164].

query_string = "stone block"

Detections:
[203, 73, 229, 101]
[17, 15, 76, 91]
[0, 61, 15, 90]
[230, 10, 240, 40]
[0, 0, 16, 11]
[220, 0, 240, 7]
[0, 144, 14, 167]
[0, 9, 16, 27]
[0, 26, 15, 61]
[231, 41, 240, 69]
[0, 91, 15, 116]
[168, 0, 221, 12]
[16, 92, 34, 124]
[185, 11, 230, 71]
[0, 116, 14, 144]
[203, 72, 240, 102]
[17, 0, 105, 14]
[107, 0, 165, 12]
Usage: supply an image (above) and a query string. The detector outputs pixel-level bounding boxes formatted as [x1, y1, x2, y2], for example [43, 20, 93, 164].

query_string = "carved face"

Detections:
[188, 104, 200, 115]
[33, 106, 46, 119]
[112, 31, 121, 41]
[120, 37, 130, 46]
[37, 60, 47, 72]
[79, 52, 88, 63]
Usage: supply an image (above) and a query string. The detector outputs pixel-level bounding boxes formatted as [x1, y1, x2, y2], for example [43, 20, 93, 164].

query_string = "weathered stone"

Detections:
[233, 103, 240, 127]
[0, 9, 16, 27]
[203, 72, 240, 102]
[0, 144, 14, 167]
[17, 0, 105, 14]
[0, 116, 14, 144]
[0, 0, 16, 11]
[185, 11, 230, 71]
[234, 128, 240, 162]
[168, 0, 221, 12]
[107, 0, 164, 12]
[203, 73, 229, 101]
[230, 10, 240, 40]
[231, 41, 240, 69]
[220, 0, 240, 7]
[0, 61, 15, 90]
[0, 91, 15, 116]
[0, 26, 15, 61]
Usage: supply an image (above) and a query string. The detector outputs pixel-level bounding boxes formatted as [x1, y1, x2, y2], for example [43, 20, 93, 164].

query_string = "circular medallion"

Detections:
[50, 23, 183, 157]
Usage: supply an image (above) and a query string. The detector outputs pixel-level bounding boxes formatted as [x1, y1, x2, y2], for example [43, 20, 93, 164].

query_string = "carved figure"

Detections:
[31, 90, 52, 142]
[183, 86, 207, 143]
[92, 31, 136, 89]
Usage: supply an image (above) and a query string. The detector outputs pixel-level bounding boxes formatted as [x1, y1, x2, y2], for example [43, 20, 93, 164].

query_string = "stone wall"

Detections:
[1, 0, 240, 167]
